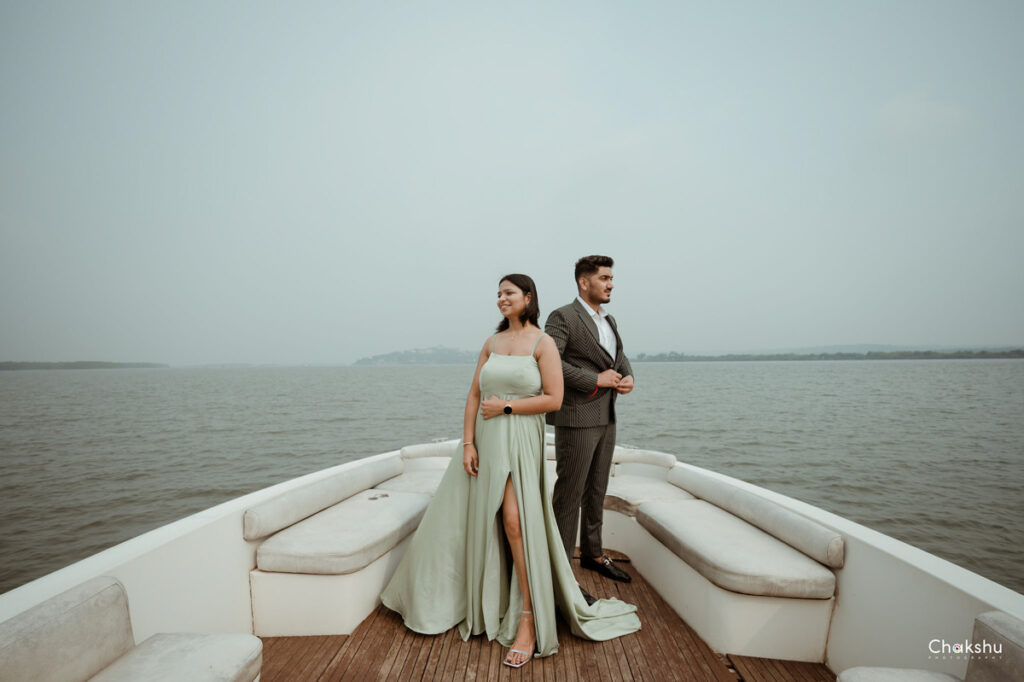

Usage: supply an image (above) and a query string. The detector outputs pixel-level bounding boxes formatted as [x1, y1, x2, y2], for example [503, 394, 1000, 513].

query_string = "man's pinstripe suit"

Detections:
[545, 298, 632, 561]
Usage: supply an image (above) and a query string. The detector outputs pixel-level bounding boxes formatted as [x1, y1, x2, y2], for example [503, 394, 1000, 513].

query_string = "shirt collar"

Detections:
[576, 295, 608, 319]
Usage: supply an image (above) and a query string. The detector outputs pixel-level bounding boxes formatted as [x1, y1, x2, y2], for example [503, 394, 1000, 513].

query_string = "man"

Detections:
[545, 255, 634, 595]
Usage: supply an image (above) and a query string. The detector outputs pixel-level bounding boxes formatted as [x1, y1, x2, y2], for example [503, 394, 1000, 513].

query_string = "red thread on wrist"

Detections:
[589, 385, 600, 397]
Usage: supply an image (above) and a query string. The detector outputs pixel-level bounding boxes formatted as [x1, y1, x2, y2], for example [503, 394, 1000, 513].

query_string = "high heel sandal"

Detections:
[503, 610, 536, 668]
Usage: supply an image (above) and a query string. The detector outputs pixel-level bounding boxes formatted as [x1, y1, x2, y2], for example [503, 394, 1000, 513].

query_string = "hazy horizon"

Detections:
[6, 342, 1023, 369]
[3, 2, 1022, 367]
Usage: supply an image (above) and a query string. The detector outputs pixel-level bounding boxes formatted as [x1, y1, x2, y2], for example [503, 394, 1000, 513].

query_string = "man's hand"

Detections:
[596, 369, 622, 388]
[615, 375, 634, 395]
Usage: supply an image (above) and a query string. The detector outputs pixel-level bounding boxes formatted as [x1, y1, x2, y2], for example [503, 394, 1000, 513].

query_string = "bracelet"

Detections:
[463, 441, 474, 446]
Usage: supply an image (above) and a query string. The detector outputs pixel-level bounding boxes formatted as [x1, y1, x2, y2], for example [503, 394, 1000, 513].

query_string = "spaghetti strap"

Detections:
[490, 334, 497, 353]
[530, 332, 545, 354]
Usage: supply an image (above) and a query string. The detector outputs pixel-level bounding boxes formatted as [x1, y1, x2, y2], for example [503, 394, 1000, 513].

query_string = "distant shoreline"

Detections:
[353, 346, 477, 366]
[634, 349, 1024, 362]
[0, 361, 169, 371]
[351, 347, 1024, 366]
[4, 350, 1020, 370]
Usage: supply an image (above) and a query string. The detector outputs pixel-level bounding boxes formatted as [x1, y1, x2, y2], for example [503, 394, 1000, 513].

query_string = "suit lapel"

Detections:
[573, 299, 614, 363]
[573, 299, 601, 345]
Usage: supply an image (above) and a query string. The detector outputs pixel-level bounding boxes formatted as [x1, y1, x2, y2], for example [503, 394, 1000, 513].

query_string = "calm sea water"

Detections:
[1, 360, 1022, 595]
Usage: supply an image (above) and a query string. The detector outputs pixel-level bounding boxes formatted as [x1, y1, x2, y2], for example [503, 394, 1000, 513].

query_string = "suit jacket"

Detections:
[545, 299, 632, 428]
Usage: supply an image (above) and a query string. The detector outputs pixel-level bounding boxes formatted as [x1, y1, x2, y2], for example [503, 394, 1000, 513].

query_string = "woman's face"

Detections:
[497, 280, 530, 320]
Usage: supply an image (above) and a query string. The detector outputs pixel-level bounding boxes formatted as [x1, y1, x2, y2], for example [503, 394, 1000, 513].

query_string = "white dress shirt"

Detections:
[576, 295, 617, 360]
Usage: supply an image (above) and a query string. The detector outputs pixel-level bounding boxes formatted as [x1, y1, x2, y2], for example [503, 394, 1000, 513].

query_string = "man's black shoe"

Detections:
[580, 587, 597, 605]
[581, 555, 632, 583]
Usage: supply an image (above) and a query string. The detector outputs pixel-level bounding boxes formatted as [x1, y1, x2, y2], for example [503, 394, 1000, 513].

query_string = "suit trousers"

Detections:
[551, 422, 616, 561]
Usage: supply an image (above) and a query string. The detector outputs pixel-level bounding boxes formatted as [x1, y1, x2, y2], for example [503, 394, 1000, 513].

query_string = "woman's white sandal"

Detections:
[503, 610, 535, 668]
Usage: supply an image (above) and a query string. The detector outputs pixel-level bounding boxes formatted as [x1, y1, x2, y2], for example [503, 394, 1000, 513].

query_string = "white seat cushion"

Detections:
[376, 469, 446, 496]
[400, 440, 459, 459]
[637, 500, 837, 599]
[90, 633, 262, 682]
[401, 456, 452, 472]
[256, 489, 430, 574]
[668, 466, 845, 568]
[604, 475, 695, 516]
[0, 576, 134, 682]
[966, 610, 1024, 681]
[612, 447, 677, 469]
[243, 457, 403, 540]
[837, 668, 960, 681]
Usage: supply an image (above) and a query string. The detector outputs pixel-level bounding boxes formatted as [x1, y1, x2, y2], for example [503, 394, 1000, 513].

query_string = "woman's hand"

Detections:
[463, 444, 478, 476]
[480, 396, 506, 420]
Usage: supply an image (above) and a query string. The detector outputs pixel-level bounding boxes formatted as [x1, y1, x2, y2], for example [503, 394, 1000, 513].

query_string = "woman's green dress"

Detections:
[381, 341, 641, 657]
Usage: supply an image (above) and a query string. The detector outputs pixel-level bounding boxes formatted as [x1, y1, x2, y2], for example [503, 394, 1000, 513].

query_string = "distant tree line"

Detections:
[633, 350, 1024, 362]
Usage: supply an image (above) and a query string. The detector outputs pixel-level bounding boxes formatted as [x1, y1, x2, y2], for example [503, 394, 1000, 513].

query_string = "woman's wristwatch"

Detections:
[504, 403, 512, 415]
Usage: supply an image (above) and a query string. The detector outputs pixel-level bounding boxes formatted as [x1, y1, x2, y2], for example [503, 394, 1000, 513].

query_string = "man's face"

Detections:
[579, 266, 614, 306]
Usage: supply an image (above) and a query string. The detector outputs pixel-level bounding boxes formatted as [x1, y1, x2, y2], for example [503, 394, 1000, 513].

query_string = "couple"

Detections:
[381, 255, 640, 668]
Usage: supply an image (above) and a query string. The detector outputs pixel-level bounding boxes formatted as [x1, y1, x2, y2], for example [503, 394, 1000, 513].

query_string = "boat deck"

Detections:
[259, 554, 835, 681]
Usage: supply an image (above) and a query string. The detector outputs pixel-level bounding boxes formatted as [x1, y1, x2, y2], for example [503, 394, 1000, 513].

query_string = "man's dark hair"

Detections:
[575, 255, 614, 284]
[495, 273, 541, 332]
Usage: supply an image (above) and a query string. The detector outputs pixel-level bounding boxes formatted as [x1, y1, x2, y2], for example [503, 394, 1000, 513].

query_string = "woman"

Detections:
[381, 274, 640, 668]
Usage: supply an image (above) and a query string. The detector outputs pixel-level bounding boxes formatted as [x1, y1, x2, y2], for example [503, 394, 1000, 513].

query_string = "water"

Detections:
[1, 360, 1022, 596]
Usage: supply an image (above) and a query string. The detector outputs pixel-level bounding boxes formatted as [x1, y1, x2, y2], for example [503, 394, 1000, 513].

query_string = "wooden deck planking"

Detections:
[261, 556, 834, 681]
[729, 654, 835, 682]
[302, 636, 347, 681]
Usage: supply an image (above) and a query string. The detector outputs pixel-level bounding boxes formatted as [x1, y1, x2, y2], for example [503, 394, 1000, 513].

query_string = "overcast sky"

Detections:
[2, 2, 1022, 366]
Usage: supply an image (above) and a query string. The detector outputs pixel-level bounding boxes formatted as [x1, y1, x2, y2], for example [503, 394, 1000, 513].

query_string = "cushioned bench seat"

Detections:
[244, 457, 404, 542]
[668, 466, 845, 570]
[247, 453, 446, 636]
[638, 500, 837, 599]
[376, 455, 451, 496]
[376, 468, 447, 496]
[257, 488, 431, 574]
[606, 459, 845, 660]
[90, 632, 262, 682]
[597, 446, 692, 515]
[0, 576, 261, 682]
[613, 447, 677, 471]
[605, 475, 695, 516]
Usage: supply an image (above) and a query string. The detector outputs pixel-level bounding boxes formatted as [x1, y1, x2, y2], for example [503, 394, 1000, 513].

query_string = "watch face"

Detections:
[504, 404, 512, 414]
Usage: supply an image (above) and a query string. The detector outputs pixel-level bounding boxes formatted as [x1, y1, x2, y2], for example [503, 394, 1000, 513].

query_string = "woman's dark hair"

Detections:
[495, 273, 540, 332]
